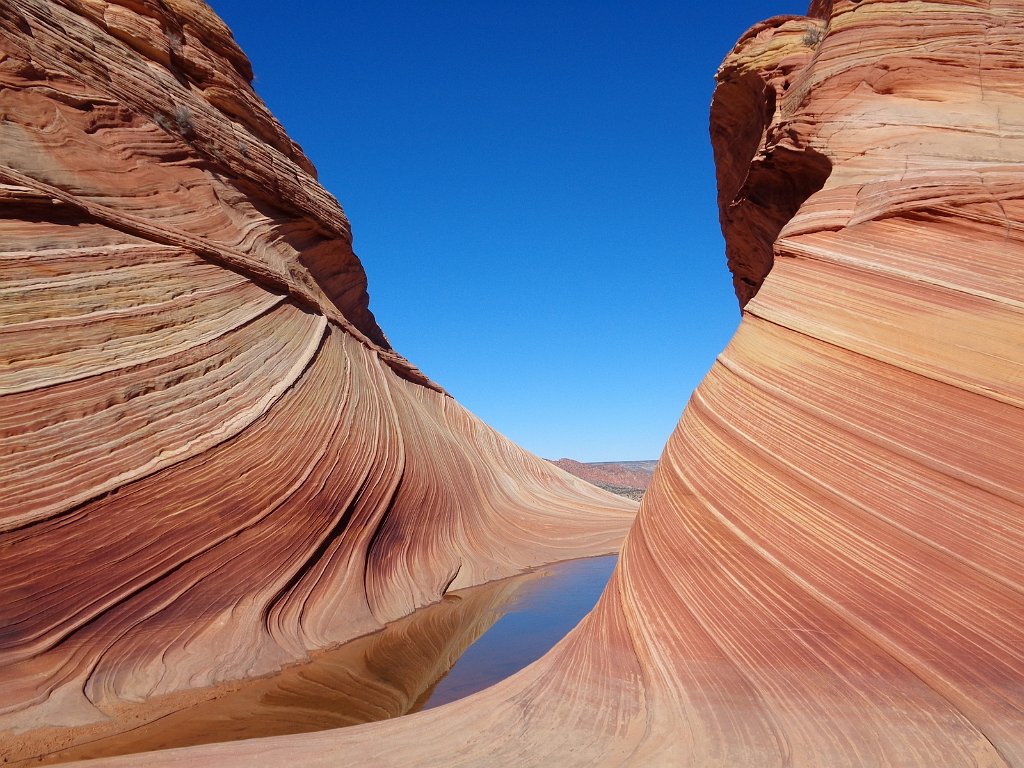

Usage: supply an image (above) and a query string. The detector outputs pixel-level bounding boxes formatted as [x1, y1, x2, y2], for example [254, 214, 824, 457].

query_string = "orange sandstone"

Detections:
[0, 1, 635, 762]
[81, 1, 1024, 766]
[3, 0, 1024, 766]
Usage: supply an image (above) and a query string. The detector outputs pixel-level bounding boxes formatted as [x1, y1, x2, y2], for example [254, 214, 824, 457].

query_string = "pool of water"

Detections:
[422, 554, 617, 708]
[36, 554, 618, 764]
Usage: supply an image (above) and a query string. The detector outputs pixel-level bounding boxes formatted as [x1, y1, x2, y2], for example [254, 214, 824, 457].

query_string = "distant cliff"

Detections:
[548, 459, 656, 500]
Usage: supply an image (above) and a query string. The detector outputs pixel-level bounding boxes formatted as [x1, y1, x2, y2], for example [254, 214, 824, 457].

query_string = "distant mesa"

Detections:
[548, 458, 657, 501]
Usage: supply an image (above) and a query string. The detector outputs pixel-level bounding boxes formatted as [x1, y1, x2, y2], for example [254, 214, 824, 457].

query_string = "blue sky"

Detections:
[207, 1, 809, 461]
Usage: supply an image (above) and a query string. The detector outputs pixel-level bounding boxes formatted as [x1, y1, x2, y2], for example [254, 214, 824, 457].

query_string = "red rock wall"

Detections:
[112, 1, 1024, 765]
[0, 0, 635, 754]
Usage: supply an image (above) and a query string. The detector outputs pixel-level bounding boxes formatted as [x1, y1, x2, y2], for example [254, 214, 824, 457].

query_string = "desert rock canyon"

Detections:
[1, 0, 1022, 766]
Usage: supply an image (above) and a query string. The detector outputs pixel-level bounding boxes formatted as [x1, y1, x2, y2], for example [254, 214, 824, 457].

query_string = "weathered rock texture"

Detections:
[16, 570, 544, 765]
[0, 0, 637, 761]
[92, 0, 1024, 765]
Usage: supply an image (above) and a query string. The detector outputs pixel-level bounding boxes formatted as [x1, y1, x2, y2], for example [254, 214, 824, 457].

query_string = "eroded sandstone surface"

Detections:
[4, 0, 1023, 766]
[83, 0, 1024, 765]
[0, 1, 636, 762]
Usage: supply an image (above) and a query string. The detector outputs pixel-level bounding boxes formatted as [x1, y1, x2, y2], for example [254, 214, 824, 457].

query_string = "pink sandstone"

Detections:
[3, 0, 1024, 766]
[0, 1, 636, 762]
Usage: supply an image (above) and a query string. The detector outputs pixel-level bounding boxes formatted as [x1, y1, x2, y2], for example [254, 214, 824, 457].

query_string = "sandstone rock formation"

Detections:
[82, 0, 1023, 765]
[0, 1, 636, 762]
[16, 569, 547, 765]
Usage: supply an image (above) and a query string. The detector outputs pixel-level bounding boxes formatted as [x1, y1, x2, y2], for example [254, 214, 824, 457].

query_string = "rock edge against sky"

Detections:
[2, 0, 1023, 766]
[0, 1, 635, 761]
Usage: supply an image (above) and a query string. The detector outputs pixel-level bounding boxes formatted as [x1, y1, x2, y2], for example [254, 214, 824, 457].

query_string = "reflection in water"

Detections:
[423, 555, 618, 708]
[35, 555, 616, 765]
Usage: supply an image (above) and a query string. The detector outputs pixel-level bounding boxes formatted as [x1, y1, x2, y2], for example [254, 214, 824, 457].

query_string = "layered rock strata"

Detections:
[98, 1, 1024, 765]
[0, 0, 636, 761]
[15, 569, 545, 765]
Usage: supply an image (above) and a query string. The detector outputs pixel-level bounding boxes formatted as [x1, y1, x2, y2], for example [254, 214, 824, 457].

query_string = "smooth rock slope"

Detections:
[101, 0, 1024, 765]
[0, 1, 636, 762]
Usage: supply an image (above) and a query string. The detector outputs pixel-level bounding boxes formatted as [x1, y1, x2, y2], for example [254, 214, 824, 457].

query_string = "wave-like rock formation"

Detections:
[95, 0, 1024, 765]
[18, 569, 546, 765]
[0, 1, 637, 761]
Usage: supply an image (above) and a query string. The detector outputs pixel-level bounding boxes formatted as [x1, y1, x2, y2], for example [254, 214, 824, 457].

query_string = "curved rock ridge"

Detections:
[0, 0, 637, 760]
[102, 1, 1024, 765]
[15, 569, 547, 764]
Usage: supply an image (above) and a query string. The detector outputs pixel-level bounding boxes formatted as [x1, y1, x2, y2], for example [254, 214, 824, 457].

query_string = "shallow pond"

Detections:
[38, 554, 617, 764]
[422, 554, 617, 708]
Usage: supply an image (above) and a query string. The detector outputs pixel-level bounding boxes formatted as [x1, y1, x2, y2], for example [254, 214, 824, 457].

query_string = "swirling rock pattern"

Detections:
[17, 569, 546, 764]
[94, 1, 1023, 765]
[0, 0, 636, 760]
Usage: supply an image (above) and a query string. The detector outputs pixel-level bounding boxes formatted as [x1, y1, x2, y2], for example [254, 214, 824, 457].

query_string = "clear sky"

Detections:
[207, 1, 809, 462]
